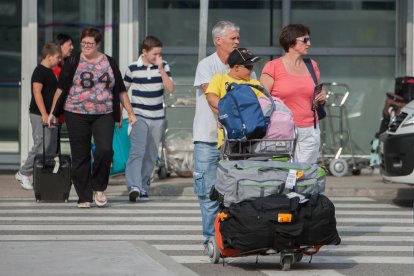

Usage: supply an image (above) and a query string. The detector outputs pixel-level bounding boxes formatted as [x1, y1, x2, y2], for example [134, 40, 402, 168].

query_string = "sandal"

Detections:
[77, 202, 91, 208]
[94, 191, 107, 207]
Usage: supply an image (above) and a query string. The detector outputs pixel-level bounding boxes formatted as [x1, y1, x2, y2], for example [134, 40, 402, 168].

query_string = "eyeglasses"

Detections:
[241, 64, 254, 70]
[296, 37, 311, 44]
[80, 41, 96, 48]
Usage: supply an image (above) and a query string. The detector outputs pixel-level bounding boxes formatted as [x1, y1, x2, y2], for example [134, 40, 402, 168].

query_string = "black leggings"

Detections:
[64, 111, 114, 203]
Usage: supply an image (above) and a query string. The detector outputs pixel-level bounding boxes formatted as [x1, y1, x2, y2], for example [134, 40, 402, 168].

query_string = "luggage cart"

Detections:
[208, 129, 325, 271]
[319, 82, 369, 177]
[157, 86, 195, 179]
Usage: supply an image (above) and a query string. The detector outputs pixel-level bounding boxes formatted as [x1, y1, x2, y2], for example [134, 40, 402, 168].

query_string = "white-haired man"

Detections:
[193, 21, 240, 249]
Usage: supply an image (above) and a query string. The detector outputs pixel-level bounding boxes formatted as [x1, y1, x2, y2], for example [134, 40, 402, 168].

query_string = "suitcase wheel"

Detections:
[294, 252, 303, 263]
[207, 236, 220, 264]
[280, 255, 292, 271]
[329, 158, 348, 177]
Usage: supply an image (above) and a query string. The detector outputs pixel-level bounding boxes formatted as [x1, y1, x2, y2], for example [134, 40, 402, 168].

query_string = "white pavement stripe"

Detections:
[2, 225, 414, 233]
[0, 216, 202, 222]
[171, 255, 414, 264]
[0, 202, 200, 207]
[337, 217, 412, 223]
[0, 209, 411, 216]
[1, 216, 411, 224]
[0, 196, 373, 201]
[0, 225, 201, 231]
[341, 236, 414, 242]
[264, 269, 346, 276]
[336, 210, 411, 216]
[0, 235, 203, 241]
[0, 201, 200, 207]
[0, 202, 389, 208]
[0, 196, 376, 205]
[153, 244, 413, 252]
[339, 226, 414, 232]
[1, 209, 410, 217]
[0, 235, 412, 242]
[331, 197, 374, 202]
[333, 203, 399, 209]
[0, 209, 201, 214]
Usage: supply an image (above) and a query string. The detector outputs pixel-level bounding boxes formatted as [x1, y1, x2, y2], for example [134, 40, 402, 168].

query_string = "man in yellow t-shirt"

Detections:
[205, 48, 264, 148]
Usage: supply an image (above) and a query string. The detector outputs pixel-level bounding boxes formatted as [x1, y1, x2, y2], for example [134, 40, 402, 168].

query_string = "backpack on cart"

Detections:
[218, 83, 274, 140]
[251, 96, 295, 154]
[258, 96, 294, 140]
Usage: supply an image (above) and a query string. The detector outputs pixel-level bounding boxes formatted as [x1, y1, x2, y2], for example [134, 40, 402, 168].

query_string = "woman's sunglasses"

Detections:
[296, 37, 311, 43]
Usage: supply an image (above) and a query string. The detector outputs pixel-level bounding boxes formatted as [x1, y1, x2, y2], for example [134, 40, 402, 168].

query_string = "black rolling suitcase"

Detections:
[33, 124, 71, 202]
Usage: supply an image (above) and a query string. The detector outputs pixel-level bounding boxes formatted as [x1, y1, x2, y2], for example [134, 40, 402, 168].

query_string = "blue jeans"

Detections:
[193, 142, 220, 246]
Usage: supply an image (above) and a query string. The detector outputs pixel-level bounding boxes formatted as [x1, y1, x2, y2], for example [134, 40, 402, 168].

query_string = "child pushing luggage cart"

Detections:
[207, 84, 341, 271]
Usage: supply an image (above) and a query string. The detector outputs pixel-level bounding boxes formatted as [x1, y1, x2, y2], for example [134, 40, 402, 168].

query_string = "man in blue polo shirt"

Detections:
[124, 36, 174, 201]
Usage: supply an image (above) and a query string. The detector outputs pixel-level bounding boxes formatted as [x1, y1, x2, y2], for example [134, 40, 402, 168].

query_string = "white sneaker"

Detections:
[15, 172, 33, 190]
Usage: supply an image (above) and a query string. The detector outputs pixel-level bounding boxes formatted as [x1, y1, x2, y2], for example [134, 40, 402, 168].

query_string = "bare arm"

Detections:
[201, 83, 219, 114]
[156, 56, 174, 93]
[259, 73, 274, 93]
[119, 91, 137, 126]
[47, 88, 63, 126]
[315, 87, 327, 105]
[32, 82, 49, 123]
[206, 93, 220, 115]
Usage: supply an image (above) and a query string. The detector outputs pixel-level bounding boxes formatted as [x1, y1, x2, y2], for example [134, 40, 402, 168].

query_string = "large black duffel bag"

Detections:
[297, 194, 342, 246]
[219, 195, 303, 251]
[218, 194, 341, 252]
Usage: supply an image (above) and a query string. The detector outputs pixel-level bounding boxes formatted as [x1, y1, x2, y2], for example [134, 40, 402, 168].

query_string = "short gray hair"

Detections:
[212, 21, 240, 45]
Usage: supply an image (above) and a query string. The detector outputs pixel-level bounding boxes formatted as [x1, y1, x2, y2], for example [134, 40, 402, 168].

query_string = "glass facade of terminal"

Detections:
[0, 0, 403, 168]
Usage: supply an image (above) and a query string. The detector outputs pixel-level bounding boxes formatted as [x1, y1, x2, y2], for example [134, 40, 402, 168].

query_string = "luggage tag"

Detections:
[52, 156, 60, 174]
[286, 192, 309, 203]
[285, 169, 297, 189]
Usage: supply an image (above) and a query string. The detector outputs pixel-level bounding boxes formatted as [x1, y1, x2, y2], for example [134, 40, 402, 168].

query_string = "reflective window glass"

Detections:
[208, 0, 281, 47]
[316, 56, 394, 155]
[291, 0, 396, 47]
[37, 0, 118, 60]
[0, 0, 21, 153]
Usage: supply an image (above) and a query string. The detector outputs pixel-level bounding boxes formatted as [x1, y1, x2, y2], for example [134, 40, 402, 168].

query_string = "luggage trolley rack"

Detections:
[319, 82, 369, 177]
[208, 129, 327, 271]
[157, 84, 195, 179]
[220, 129, 297, 161]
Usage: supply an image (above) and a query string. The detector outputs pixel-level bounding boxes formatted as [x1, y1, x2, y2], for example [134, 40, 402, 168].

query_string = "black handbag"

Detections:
[304, 58, 326, 128]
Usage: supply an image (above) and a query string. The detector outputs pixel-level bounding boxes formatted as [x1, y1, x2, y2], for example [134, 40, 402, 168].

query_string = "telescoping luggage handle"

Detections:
[42, 123, 62, 171]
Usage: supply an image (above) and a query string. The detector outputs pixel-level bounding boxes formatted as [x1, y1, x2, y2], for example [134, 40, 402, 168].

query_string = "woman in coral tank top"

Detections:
[260, 24, 326, 164]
